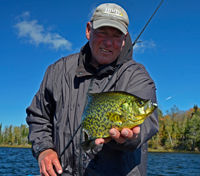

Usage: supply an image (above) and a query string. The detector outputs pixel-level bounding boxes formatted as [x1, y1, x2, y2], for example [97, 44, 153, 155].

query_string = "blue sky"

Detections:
[0, 0, 200, 128]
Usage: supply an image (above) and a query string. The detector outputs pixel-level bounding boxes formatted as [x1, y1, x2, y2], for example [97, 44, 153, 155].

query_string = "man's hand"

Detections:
[95, 126, 140, 145]
[38, 149, 62, 176]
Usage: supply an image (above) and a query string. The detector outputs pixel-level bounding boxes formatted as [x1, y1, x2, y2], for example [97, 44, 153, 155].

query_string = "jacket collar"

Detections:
[76, 33, 133, 78]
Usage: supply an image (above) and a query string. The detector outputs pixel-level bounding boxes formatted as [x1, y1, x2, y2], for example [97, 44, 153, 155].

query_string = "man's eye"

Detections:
[99, 31, 106, 35]
[114, 35, 120, 38]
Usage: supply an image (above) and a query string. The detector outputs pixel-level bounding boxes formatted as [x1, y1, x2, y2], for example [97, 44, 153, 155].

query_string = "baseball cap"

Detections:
[90, 3, 129, 35]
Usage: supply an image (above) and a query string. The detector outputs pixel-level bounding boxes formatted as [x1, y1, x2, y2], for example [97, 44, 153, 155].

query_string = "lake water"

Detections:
[0, 147, 39, 176]
[0, 147, 200, 176]
[147, 152, 200, 175]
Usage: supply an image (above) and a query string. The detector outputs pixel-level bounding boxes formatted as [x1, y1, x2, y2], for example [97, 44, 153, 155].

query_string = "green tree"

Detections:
[3, 126, 9, 144]
[148, 107, 163, 149]
[20, 124, 29, 144]
[176, 114, 188, 150]
[162, 115, 174, 149]
[13, 126, 22, 145]
[171, 122, 179, 147]
[188, 113, 200, 150]
[8, 125, 13, 144]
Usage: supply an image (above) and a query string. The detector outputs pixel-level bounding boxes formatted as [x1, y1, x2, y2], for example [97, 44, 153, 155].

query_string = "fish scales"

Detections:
[81, 91, 157, 150]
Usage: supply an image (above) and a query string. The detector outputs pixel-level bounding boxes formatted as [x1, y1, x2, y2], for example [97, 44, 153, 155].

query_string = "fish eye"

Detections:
[136, 101, 144, 107]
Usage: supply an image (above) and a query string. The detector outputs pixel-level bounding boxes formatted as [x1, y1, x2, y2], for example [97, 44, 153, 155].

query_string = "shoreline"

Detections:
[0, 145, 199, 153]
[0, 144, 31, 148]
[148, 148, 200, 154]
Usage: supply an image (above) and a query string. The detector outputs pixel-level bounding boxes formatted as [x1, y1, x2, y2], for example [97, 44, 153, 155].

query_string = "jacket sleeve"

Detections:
[107, 63, 159, 151]
[26, 64, 56, 160]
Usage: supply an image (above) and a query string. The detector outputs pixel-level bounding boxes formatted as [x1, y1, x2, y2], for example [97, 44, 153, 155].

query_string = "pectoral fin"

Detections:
[81, 139, 96, 151]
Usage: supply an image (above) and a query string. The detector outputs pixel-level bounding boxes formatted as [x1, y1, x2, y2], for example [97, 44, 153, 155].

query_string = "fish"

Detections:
[81, 91, 157, 151]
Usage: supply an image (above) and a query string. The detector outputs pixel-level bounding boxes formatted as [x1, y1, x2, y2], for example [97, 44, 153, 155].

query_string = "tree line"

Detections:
[0, 105, 200, 151]
[148, 105, 200, 151]
[0, 124, 30, 146]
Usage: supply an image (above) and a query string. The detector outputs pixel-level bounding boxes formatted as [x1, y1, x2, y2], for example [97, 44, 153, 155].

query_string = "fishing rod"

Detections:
[102, 0, 164, 92]
[59, 0, 164, 161]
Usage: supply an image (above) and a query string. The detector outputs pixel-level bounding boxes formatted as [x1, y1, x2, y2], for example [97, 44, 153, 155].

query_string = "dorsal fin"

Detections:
[87, 93, 94, 103]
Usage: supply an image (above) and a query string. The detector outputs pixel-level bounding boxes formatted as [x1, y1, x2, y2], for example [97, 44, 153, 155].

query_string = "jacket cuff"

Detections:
[107, 133, 141, 151]
[83, 144, 104, 159]
[32, 141, 54, 160]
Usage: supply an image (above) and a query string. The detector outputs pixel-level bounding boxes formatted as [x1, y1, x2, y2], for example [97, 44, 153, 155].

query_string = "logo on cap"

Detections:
[103, 7, 123, 16]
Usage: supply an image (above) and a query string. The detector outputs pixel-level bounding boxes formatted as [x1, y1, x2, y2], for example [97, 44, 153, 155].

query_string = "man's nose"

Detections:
[104, 36, 112, 46]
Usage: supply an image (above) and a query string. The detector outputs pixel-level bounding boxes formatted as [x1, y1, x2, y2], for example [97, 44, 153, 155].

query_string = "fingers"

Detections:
[52, 158, 63, 175]
[38, 149, 62, 176]
[132, 126, 140, 136]
[110, 129, 126, 143]
[95, 126, 141, 145]
[121, 126, 140, 140]
[40, 158, 56, 176]
[95, 137, 111, 145]
[110, 126, 141, 143]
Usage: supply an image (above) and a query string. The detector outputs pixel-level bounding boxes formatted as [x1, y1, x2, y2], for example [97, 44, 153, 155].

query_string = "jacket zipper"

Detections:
[78, 76, 94, 176]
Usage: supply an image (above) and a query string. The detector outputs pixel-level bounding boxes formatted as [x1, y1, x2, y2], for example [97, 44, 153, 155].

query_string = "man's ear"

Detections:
[86, 22, 91, 40]
[122, 32, 128, 47]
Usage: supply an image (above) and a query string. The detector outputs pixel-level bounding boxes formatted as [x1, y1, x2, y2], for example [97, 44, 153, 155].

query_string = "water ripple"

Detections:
[147, 152, 200, 175]
[0, 147, 40, 176]
[1, 147, 200, 175]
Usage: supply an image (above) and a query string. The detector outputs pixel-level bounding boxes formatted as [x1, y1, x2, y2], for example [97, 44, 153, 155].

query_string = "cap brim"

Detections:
[93, 19, 127, 35]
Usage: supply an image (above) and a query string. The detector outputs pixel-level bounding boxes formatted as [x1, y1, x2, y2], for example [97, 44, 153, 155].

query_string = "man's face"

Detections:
[86, 22, 127, 68]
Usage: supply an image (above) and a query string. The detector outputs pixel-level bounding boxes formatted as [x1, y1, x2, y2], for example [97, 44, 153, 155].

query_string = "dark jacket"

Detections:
[26, 34, 159, 176]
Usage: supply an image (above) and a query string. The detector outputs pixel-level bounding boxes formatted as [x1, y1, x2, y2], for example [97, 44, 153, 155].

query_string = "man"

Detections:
[26, 3, 159, 176]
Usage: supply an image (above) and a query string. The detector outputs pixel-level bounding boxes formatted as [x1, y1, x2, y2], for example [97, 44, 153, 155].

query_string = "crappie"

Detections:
[81, 91, 157, 150]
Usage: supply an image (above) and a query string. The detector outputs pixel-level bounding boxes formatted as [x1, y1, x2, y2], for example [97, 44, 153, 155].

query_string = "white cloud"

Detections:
[129, 32, 156, 53]
[133, 39, 156, 53]
[14, 11, 72, 51]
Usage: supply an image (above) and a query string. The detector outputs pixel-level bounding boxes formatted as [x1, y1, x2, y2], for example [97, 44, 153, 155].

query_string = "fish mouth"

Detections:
[153, 103, 157, 107]
[144, 101, 157, 112]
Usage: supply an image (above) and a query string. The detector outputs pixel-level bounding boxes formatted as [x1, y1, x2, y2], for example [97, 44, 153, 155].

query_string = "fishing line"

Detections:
[102, 0, 163, 92]
[58, 0, 164, 172]
[161, 81, 200, 103]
